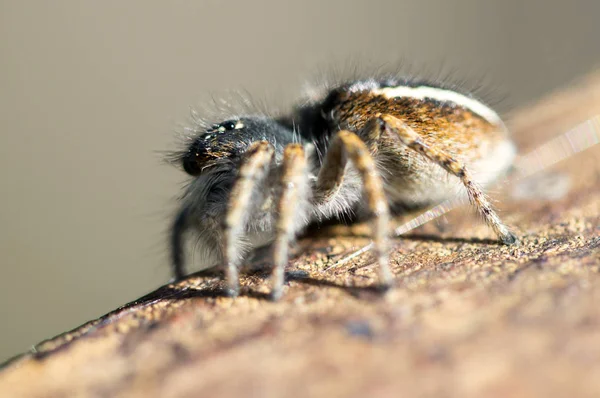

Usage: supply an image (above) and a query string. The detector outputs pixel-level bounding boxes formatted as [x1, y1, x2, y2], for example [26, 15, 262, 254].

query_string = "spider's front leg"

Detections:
[378, 114, 518, 245]
[224, 141, 274, 297]
[271, 144, 309, 300]
[315, 129, 394, 288]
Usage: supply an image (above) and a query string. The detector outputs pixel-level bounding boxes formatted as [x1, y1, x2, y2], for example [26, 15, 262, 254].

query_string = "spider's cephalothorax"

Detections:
[170, 116, 311, 293]
[170, 79, 518, 299]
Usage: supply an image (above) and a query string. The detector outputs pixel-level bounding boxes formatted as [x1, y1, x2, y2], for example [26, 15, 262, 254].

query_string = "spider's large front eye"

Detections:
[182, 149, 202, 176]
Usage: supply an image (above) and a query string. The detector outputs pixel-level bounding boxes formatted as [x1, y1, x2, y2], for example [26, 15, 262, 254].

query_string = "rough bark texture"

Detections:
[1, 72, 600, 398]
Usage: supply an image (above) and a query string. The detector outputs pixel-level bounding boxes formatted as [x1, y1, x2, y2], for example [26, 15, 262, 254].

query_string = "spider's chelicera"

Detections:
[169, 78, 518, 299]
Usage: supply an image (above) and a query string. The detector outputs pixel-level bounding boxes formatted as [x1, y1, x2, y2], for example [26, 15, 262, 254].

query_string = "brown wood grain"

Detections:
[1, 72, 600, 398]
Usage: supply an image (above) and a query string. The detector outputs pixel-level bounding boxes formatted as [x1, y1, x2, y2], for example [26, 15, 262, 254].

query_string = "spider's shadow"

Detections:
[303, 218, 502, 246]
[400, 233, 501, 246]
[145, 269, 385, 309]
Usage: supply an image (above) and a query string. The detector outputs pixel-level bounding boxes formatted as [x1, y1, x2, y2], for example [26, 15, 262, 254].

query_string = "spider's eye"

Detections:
[182, 150, 202, 176]
[215, 120, 245, 132]
[221, 121, 237, 130]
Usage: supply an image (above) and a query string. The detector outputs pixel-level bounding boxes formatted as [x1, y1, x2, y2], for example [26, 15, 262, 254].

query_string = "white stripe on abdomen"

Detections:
[371, 85, 502, 125]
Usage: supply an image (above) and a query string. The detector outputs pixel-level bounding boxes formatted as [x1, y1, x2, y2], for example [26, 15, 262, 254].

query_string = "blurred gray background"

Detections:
[1, 1, 599, 361]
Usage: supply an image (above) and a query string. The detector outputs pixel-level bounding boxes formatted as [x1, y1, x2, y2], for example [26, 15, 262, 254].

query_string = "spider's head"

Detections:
[179, 117, 295, 176]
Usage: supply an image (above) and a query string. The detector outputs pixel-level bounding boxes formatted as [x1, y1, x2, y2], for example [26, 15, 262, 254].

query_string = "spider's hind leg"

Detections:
[378, 114, 518, 245]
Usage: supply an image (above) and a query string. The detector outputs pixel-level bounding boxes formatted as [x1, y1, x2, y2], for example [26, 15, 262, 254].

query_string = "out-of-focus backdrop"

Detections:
[1, 1, 599, 361]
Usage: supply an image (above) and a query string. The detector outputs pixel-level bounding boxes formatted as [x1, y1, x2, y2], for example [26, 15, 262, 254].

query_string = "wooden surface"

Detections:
[1, 73, 600, 398]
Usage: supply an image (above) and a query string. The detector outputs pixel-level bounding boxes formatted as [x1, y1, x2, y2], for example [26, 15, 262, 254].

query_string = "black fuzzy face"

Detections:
[181, 117, 297, 176]
[181, 119, 245, 175]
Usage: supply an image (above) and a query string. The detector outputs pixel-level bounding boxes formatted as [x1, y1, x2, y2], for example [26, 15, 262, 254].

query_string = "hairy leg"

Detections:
[271, 144, 308, 300]
[315, 130, 393, 287]
[170, 205, 190, 280]
[224, 141, 275, 297]
[379, 114, 518, 245]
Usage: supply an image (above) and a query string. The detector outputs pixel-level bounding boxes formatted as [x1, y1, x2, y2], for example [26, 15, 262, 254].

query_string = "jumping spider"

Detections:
[169, 78, 518, 299]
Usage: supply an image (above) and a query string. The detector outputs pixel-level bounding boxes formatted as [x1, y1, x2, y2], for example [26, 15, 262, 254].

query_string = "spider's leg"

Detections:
[379, 114, 518, 245]
[224, 141, 274, 297]
[170, 205, 190, 280]
[315, 130, 393, 288]
[271, 144, 309, 300]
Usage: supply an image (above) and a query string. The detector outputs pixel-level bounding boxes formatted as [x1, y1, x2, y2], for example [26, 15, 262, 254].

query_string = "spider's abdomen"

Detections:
[328, 80, 507, 154]
[305, 79, 516, 208]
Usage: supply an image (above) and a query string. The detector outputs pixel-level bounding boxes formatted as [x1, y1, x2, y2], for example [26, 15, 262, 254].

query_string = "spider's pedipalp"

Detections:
[223, 141, 275, 297]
